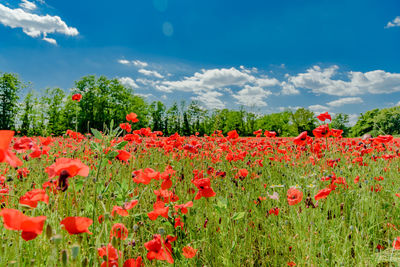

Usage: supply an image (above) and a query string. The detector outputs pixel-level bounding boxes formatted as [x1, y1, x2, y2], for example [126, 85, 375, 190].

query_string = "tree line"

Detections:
[1, 72, 399, 137]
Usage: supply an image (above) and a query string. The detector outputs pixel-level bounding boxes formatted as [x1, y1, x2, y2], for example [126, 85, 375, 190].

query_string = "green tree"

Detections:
[289, 108, 317, 135]
[350, 109, 379, 137]
[0, 73, 23, 130]
[331, 113, 350, 137]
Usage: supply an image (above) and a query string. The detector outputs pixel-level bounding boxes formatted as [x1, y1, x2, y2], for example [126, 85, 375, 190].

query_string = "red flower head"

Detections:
[393, 237, 400, 250]
[19, 189, 49, 208]
[192, 178, 216, 200]
[110, 223, 128, 240]
[60, 216, 93, 235]
[174, 201, 193, 214]
[182, 246, 198, 258]
[148, 201, 169, 221]
[264, 130, 277, 138]
[314, 188, 332, 201]
[98, 243, 122, 265]
[111, 199, 138, 217]
[116, 150, 131, 161]
[293, 131, 308, 146]
[72, 93, 82, 102]
[144, 234, 174, 264]
[313, 124, 330, 138]
[126, 112, 139, 123]
[123, 257, 143, 267]
[317, 112, 331, 122]
[0, 208, 46, 241]
[227, 130, 239, 139]
[45, 158, 90, 179]
[287, 187, 303, 206]
[0, 130, 23, 167]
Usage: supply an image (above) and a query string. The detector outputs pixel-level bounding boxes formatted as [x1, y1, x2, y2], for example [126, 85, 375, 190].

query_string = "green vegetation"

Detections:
[2, 72, 400, 137]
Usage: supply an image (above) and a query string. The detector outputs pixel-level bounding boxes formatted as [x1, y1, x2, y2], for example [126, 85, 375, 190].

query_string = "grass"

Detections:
[1, 130, 400, 266]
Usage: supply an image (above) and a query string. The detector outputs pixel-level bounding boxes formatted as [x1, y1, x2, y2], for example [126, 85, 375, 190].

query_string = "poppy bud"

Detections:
[46, 224, 52, 239]
[61, 249, 68, 265]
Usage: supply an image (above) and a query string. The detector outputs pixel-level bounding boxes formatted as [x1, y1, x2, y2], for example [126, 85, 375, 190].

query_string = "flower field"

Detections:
[1, 116, 400, 266]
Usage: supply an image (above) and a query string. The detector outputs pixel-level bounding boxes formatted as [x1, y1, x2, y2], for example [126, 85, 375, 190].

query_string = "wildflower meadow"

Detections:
[1, 109, 400, 266]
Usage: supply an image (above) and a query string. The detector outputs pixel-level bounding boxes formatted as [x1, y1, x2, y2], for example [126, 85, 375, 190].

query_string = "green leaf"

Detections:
[91, 128, 103, 140]
[231, 212, 246, 221]
[106, 151, 119, 159]
[113, 141, 128, 150]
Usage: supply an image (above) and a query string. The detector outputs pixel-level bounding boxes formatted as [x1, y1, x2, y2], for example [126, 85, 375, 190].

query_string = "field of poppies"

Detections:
[1, 112, 400, 266]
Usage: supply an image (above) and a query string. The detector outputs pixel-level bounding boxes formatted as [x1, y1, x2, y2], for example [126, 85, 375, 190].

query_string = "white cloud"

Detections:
[156, 67, 279, 94]
[118, 77, 139, 88]
[42, 33, 56, 44]
[281, 81, 300, 95]
[327, 97, 363, 107]
[19, 0, 36, 10]
[385, 16, 400, 28]
[135, 93, 153, 98]
[0, 3, 78, 44]
[348, 114, 359, 126]
[308, 104, 329, 114]
[133, 60, 148, 67]
[118, 59, 130, 65]
[138, 69, 164, 79]
[288, 65, 400, 96]
[191, 91, 225, 109]
[232, 85, 272, 107]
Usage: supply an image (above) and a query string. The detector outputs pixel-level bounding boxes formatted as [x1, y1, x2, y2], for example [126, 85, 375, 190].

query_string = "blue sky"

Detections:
[0, 0, 400, 124]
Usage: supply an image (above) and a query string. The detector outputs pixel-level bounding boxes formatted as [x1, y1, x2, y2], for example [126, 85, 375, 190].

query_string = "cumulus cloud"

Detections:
[118, 59, 130, 65]
[191, 91, 225, 109]
[138, 69, 164, 79]
[118, 77, 139, 88]
[232, 85, 272, 107]
[19, 0, 36, 10]
[348, 114, 359, 126]
[308, 104, 329, 114]
[118, 59, 149, 67]
[287, 65, 400, 96]
[0, 3, 78, 44]
[385, 16, 400, 28]
[156, 67, 279, 94]
[326, 97, 363, 107]
[281, 81, 300, 95]
[133, 60, 148, 67]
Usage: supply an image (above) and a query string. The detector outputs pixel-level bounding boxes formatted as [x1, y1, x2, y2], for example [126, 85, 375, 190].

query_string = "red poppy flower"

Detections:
[60, 216, 93, 235]
[110, 223, 128, 240]
[182, 246, 198, 258]
[111, 199, 138, 217]
[0, 208, 46, 241]
[269, 207, 280, 216]
[45, 158, 90, 179]
[120, 123, 132, 133]
[192, 178, 216, 200]
[264, 130, 277, 138]
[317, 112, 331, 122]
[174, 201, 193, 214]
[314, 188, 332, 201]
[98, 243, 122, 264]
[148, 201, 169, 221]
[19, 189, 49, 208]
[116, 150, 131, 161]
[0, 130, 23, 168]
[126, 112, 139, 123]
[293, 131, 308, 146]
[287, 187, 303, 206]
[132, 168, 160, 185]
[227, 130, 239, 139]
[123, 257, 143, 267]
[72, 93, 82, 102]
[313, 124, 330, 138]
[144, 234, 174, 264]
[393, 237, 400, 250]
